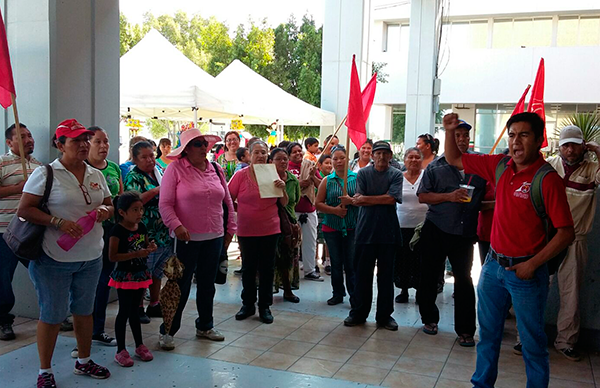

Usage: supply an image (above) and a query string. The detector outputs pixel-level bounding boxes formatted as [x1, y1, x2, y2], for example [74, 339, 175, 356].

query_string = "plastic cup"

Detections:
[459, 184, 475, 202]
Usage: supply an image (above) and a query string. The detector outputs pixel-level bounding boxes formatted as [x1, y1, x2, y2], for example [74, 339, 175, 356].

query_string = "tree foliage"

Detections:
[120, 11, 324, 140]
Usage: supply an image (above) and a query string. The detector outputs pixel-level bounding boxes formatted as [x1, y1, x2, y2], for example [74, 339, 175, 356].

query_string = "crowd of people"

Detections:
[0, 111, 597, 388]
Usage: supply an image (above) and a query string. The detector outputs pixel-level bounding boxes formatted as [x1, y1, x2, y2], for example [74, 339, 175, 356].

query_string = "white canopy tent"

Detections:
[120, 29, 239, 121]
[215, 60, 336, 127]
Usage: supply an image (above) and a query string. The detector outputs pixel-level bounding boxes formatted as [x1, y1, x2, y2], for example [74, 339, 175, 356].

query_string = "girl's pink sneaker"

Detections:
[135, 344, 153, 361]
[114, 349, 134, 367]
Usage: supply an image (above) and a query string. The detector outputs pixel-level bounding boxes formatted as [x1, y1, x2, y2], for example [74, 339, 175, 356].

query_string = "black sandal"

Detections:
[458, 334, 475, 347]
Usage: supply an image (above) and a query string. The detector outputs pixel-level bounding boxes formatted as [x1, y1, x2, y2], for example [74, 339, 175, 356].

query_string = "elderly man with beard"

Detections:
[0, 124, 42, 340]
[545, 125, 600, 361]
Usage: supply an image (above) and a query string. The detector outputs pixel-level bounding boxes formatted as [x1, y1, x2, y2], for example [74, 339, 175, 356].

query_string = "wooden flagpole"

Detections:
[322, 114, 347, 153]
[10, 93, 27, 179]
[488, 125, 507, 155]
[342, 129, 351, 196]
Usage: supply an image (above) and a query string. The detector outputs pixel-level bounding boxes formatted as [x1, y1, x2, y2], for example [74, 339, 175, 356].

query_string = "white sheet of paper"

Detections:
[253, 164, 283, 198]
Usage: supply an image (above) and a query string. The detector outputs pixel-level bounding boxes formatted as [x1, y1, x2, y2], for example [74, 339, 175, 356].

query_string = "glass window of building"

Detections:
[385, 23, 400, 52]
[557, 16, 579, 46]
[513, 19, 533, 47]
[532, 18, 552, 47]
[579, 16, 600, 46]
[400, 24, 410, 55]
[470, 21, 488, 48]
[450, 22, 469, 49]
[492, 19, 513, 49]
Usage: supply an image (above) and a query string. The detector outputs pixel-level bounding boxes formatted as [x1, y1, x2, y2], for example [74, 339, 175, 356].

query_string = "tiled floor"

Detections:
[1, 244, 599, 387]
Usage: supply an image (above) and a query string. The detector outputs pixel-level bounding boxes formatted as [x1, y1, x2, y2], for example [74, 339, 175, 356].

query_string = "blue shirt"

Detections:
[323, 171, 359, 232]
[417, 154, 486, 237]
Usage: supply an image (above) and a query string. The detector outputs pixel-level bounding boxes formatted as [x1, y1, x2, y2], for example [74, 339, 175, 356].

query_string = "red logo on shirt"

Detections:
[514, 182, 531, 199]
[90, 182, 100, 191]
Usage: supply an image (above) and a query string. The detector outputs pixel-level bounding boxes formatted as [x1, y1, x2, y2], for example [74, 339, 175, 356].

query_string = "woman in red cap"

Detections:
[18, 119, 114, 387]
[157, 129, 236, 350]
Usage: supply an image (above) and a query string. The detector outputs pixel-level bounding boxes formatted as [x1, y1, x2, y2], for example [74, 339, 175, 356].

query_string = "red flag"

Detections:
[528, 58, 546, 147]
[0, 10, 14, 109]
[512, 84, 531, 117]
[346, 55, 366, 149]
[361, 73, 377, 122]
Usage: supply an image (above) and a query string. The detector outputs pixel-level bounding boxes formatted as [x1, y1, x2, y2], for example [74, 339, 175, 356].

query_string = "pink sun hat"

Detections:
[167, 129, 221, 160]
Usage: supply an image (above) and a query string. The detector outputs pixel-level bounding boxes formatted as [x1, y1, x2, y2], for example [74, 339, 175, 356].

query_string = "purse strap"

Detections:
[41, 165, 54, 206]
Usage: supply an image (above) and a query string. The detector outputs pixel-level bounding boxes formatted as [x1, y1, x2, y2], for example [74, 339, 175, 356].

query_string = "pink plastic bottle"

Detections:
[57, 210, 97, 251]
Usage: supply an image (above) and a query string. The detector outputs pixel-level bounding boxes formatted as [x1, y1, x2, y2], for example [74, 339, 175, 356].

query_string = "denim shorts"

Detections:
[147, 246, 172, 279]
[29, 253, 102, 324]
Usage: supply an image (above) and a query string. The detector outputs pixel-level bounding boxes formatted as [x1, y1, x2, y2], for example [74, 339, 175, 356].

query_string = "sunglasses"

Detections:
[79, 184, 92, 205]
[191, 139, 209, 148]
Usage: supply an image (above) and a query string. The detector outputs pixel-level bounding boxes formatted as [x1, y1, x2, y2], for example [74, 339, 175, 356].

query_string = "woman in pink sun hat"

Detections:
[157, 129, 236, 350]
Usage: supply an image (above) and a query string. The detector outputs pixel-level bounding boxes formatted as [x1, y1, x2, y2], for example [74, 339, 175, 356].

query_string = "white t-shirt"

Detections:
[23, 159, 111, 262]
[396, 170, 428, 228]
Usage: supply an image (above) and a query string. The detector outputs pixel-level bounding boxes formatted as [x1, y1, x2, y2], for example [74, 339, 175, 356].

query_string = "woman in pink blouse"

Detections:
[228, 140, 287, 324]
[157, 129, 236, 350]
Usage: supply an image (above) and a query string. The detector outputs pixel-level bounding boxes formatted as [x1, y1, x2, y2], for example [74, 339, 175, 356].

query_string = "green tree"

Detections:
[271, 16, 299, 94]
[146, 119, 169, 139]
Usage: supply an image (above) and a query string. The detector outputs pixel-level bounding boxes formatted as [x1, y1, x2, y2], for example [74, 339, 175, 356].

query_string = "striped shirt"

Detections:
[0, 151, 42, 232]
[322, 170, 359, 232]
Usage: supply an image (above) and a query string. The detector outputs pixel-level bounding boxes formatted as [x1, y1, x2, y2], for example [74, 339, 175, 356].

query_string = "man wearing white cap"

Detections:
[546, 125, 600, 361]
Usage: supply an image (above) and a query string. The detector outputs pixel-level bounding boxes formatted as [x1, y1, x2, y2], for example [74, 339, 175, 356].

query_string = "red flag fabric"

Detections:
[0, 10, 14, 109]
[361, 73, 377, 122]
[346, 55, 367, 149]
[527, 58, 546, 147]
[512, 84, 531, 117]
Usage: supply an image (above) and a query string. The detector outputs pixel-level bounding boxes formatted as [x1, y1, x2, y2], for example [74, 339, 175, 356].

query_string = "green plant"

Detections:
[556, 112, 600, 142]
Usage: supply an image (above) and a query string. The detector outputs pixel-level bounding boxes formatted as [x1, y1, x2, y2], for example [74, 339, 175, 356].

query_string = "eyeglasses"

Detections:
[191, 140, 209, 148]
[79, 184, 92, 205]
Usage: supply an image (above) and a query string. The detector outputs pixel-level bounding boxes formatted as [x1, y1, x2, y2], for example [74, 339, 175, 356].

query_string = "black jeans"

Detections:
[0, 234, 29, 325]
[93, 223, 115, 335]
[238, 234, 279, 309]
[349, 243, 396, 322]
[394, 228, 420, 291]
[323, 230, 356, 306]
[160, 237, 223, 336]
[417, 219, 476, 336]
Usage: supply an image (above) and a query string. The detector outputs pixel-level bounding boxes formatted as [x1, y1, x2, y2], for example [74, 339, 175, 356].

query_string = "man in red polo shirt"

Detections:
[443, 112, 574, 388]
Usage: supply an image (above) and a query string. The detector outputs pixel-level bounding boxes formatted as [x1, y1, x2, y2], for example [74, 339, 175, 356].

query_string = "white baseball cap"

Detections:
[559, 125, 584, 146]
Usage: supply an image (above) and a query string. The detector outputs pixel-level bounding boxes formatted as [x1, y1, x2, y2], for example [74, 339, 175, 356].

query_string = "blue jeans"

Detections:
[29, 253, 102, 324]
[471, 254, 549, 388]
[160, 237, 223, 335]
[323, 230, 355, 306]
[0, 234, 29, 325]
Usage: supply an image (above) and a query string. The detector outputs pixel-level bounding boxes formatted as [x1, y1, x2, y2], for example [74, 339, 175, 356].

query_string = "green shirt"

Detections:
[99, 160, 121, 198]
[283, 171, 301, 222]
[124, 167, 171, 247]
[217, 153, 239, 182]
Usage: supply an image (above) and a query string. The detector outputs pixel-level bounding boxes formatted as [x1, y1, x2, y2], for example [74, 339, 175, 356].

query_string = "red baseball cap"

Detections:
[55, 119, 94, 139]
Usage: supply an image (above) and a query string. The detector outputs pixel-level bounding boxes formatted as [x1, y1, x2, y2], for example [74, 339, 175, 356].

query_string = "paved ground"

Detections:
[1, 243, 598, 387]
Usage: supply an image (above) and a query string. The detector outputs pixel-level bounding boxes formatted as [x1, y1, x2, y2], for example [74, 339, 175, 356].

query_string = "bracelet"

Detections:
[56, 218, 65, 229]
[50, 216, 56, 228]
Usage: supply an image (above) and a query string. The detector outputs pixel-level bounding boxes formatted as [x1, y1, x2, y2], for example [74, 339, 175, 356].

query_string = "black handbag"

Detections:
[3, 165, 53, 260]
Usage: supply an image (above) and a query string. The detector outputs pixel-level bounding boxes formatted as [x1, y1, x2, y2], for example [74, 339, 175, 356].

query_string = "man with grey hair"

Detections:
[546, 125, 600, 361]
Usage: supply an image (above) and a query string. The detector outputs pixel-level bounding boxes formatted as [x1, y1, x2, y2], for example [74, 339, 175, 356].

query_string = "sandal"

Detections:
[422, 323, 438, 335]
[458, 334, 475, 347]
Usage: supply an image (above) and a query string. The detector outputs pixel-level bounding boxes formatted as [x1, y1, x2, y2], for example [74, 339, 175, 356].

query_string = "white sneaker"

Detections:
[71, 346, 79, 358]
[196, 328, 225, 341]
[159, 334, 175, 350]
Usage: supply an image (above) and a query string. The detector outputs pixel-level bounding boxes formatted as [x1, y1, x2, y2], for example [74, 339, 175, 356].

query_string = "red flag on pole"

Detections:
[527, 58, 546, 147]
[361, 73, 377, 122]
[346, 56, 378, 149]
[512, 84, 531, 117]
[0, 10, 15, 109]
[346, 55, 367, 149]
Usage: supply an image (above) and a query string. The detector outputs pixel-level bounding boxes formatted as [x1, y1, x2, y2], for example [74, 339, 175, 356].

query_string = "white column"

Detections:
[3, 0, 120, 319]
[321, 0, 372, 144]
[404, 0, 439, 145]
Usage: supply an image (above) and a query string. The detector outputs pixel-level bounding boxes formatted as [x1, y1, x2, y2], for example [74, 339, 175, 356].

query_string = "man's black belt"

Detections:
[490, 249, 533, 268]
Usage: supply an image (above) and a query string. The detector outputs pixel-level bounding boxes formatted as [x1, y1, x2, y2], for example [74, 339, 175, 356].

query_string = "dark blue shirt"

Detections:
[355, 165, 403, 245]
[417, 154, 485, 237]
